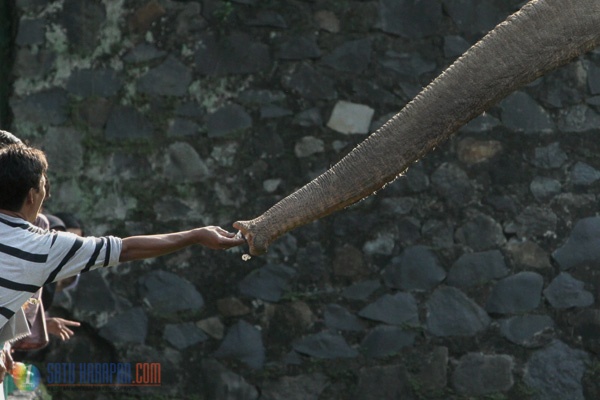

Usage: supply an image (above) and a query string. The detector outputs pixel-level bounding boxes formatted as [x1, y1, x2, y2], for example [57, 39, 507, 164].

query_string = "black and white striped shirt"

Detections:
[0, 214, 122, 328]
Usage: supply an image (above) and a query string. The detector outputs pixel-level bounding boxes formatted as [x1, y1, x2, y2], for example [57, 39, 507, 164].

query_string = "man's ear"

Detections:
[25, 188, 36, 205]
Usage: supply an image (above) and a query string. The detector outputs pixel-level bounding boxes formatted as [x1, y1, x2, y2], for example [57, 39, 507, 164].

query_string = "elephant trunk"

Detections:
[235, 0, 600, 255]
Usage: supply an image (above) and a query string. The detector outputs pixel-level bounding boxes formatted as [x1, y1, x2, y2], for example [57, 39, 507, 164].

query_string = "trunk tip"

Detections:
[233, 219, 269, 256]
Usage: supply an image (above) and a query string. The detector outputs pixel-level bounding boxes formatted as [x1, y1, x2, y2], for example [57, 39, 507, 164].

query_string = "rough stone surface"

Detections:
[5, 1, 600, 398]
[447, 250, 509, 287]
[485, 272, 544, 315]
[524, 341, 590, 400]
[452, 353, 514, 396]
[426, 286, 491, 337]
[137, 270, 205, 314]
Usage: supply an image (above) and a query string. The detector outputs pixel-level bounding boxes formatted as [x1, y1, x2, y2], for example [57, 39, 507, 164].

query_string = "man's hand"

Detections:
[195, 226, 246, 250]
[46, 318, 80, 341]
[120, 226, 246, 262]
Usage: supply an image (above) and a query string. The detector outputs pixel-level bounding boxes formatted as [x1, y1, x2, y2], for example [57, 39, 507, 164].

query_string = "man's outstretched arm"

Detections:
[119, 226, 245, 262]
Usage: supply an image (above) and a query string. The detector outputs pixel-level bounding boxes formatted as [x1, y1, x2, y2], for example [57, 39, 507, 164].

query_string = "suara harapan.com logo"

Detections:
[45, 362, 161, 388]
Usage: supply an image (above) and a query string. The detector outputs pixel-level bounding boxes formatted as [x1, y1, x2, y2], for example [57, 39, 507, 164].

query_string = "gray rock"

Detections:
[362, 231, 396, 256]
[67, 68, 122, 98]
[314, 10, 339, 33]
[98, 307, 148, 345]
[455, 213, 506, 251]
[380, 197, 415, 215]
[443, 0, 503, 35]
[238, 263, 297, 302]
[137, 270, 204, 314]
[524, 340, 590, 400]
[322, 38, 372, 73]
[543, 272, 594, 309]
[352, 80, 397, 106]
[293, 108, 323, 127]
[260, 104, 293, 119]
[553, 216, 600, 270]
[452, 353, 514, 396]
[207, 103, 252, 137]
[282, 63, 337, 101]
[485, 272, 544, 315]
[277, 36, 321, 60]
[11, 88, 69, 126]
[379, 0, 442, 38]
[557, 104, 600, 132]
[571, 309, 600, 354]
[324, 304, 366, 332]
[426, 286, 491, 337]
[105, 105, 154, 140]
[332, 244, 370, 280]
[505, 206, 558, 239]
[137, 56, 192, 97]
[195, 32, 271, 75]
[506, 240, 552, 270]
[342, 280, 381, 301]
[587, 95, 600, 105]
[499, 315, 554, 348]
[153, 197, 198, 222]
[14, 47, 56, 79]
[570, 161, 600, 186]
[422, 219, 454, 248]
[461, 113, 501, 133]
[380, 51, 436, 78]
[42, 127, 83, 177]
[197, 317, 225, 340]
[245, 10, 286, 28]
[163, 142, 210, 182]
[382, 246, 446, 291]
[360, 325, 416, 358]
[292, 331, 358, 359]
[443, 35, 470, 58]
[355, 364, 414, 400]
[431, 162, 474, 205]
[163, 322, 208, 350]
[358, 292, 419, 327]
[16, 18, 45, 46]
[294, 136, 324, 158]
[530, 176, 561, 202]
[167, 117, 200, 137]
[61, 0, 106, 54]
[447, 250, 509, 288]
[531, 142, 568, 169]
[72, 270, 119, 316]
[327, 100, 374, 134]
[213, 320, 265, 369]
[123, 43, 167, 64]
[589, 63, 600, 95]
[411, 347, 449, 391]
[500, 91, 555, 134]
[200, 359, 259, 400]
[260, 373, 329, 400]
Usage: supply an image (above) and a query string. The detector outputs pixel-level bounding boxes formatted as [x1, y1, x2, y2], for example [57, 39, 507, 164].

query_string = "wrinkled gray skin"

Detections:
[235, 0, 600, 256]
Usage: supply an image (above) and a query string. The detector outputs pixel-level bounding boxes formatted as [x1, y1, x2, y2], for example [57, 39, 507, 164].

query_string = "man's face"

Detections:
[32, 174, 48, 217]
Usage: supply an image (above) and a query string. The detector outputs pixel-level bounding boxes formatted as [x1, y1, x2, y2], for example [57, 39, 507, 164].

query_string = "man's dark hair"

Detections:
[0, 144, 48, 211]
[0, 130, 22, 147]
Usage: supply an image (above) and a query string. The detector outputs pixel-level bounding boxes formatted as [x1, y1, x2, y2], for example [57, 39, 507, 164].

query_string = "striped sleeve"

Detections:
[45, 233, 122, 284]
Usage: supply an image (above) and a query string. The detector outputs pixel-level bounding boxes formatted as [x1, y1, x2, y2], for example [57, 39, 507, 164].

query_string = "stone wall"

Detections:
[4, 0, 600, 399]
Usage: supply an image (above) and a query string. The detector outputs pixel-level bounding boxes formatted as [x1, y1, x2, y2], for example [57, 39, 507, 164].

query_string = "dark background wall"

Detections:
[3, 0, 600, 399]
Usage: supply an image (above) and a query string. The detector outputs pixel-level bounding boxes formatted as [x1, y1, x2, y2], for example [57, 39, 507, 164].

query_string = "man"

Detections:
[0, 143, 245, 382]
